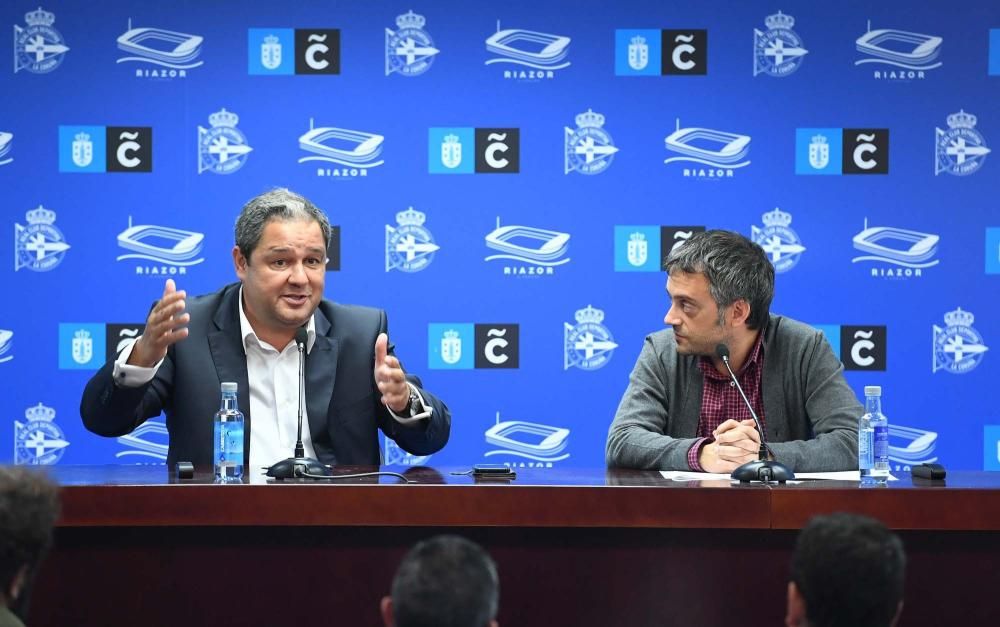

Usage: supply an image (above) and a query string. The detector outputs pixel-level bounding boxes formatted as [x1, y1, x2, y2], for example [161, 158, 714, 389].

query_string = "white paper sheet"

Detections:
[660, 470, 898, 482]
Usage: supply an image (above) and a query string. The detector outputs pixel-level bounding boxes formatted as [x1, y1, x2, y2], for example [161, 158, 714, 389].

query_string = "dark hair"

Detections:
[234, 188, 332, 261]
[0, 466, 60, 600]
[391, 535, 499, 627]
[790, 513, 906, 627]
[664, 229, 774, 330]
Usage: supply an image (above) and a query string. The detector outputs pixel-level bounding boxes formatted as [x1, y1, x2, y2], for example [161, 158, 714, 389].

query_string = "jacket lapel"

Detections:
[305, 308, 338, 440]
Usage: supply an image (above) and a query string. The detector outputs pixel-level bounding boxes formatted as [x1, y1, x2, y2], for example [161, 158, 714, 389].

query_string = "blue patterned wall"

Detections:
[2, 1, 998, 471]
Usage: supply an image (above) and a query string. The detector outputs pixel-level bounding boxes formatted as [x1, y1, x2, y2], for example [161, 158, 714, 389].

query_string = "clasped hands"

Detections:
[698, 419, 763, 473]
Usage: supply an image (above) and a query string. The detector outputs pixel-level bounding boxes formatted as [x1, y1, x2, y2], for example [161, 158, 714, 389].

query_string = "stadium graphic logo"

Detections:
[14, 7, 69, 74]
[116, 419, 168, 461]
[386, 207, 439, 273]
[889, 425, 938, 472]
[15, 403, 69, 465]
[0, 131, 13, 166]
[933, 307, 988, 374]
[299, 118, 383, 177]
[485, 20, 570, 79]
[564, 305, 617, 371]
[935, 110, 990, 176]
[198, 108, 252, 174]
[753, 11, 807, 77]
[15, 206, 69, 272]
[855, 20, 942, 79]
[484, 217, 570, 276]
[565, 109, 618, 175]
[0, 329, 12, 364]
[117, 18, 203, 77]
[117, 216, 205, 276]
[664, 118, 750, 177]
[852, 218, 939, 278]
[751, 208, 805, 273]
[385, 10, 438, 76]
[485, 411, 570, 467]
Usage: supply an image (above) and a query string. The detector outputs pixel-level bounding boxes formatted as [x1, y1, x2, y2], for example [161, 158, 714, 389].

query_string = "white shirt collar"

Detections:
[238, 285, 316, 354]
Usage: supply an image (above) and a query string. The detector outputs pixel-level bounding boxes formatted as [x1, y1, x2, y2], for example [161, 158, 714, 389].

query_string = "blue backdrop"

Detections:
[2, 1, 998, 471]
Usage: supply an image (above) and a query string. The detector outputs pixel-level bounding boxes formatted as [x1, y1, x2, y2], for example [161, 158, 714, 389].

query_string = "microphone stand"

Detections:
[716, 344, 794, 484]
[267, 329, 333, 480]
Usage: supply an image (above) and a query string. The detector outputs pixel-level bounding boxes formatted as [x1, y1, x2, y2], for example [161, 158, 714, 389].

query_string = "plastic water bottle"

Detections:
[859, 385, 889, 484]
[214, 381, 244, 482]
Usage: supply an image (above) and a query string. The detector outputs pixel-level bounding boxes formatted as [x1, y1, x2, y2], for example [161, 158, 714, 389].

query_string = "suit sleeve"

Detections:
[768, 330, 860, 472]
[606, 337, 701, 470]
[80, 349, 174, 437]
[375, 310, 451, 456]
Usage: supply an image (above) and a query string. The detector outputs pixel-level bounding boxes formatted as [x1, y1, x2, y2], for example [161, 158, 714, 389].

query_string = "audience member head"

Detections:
[787, 512, 905, 627]
[0, 466, 60, 619]
[381, 535, 499, 627]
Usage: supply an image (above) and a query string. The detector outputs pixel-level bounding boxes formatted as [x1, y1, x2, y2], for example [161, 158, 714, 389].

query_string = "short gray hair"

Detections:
[664, 230, 774, 330]
[234, 188, 331, 261]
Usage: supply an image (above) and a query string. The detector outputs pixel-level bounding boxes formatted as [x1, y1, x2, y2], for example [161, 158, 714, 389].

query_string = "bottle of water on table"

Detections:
[859, 385, 889, 485]
[214, 381, 244, 482]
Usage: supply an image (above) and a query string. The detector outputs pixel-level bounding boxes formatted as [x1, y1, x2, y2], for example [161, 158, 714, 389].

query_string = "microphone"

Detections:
[714, 343, 793, 483]
[266, 326, 333, 479]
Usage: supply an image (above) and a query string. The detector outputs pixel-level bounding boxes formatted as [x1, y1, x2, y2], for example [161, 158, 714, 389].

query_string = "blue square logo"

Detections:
[614, 225, 660, 272]
[59, 126, 106, 173]
[615, 29, 661, 75]
[989, 30, 1000, 76]
[796, 128, 842, 175]
[428, 127, 473, 174]
[248, 29, 294, 75]
[986, 228, 1000, 274]
[984, 426, 1000, 470]
[428, 323, 474, 369]
[813, 325, 841, 358]
[59, 323, 106, 370]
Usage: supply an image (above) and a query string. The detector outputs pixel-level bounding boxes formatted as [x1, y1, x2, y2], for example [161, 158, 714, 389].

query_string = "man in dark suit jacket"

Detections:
[81, 188, 449, 472]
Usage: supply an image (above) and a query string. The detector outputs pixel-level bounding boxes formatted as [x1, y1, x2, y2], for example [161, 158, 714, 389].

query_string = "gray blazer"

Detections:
[81, 283, 450, 469]
[606, 315, 860, 472]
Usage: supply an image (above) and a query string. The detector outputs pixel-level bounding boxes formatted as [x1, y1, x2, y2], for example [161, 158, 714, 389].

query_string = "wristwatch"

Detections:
[406, 390, 421, 415]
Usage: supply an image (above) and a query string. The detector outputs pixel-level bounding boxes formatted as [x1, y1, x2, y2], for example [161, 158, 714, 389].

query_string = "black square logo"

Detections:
[474, 128, 519, 173]
[840, 325, 887, 371]
[295, 29, 340, 74]
[659, 226, 706, 269]
[474, 323, 519, 368]
[661, 30, 707, 75]
[106, 323, 146, 361]
[326, 225, 341, 271]
[106, 127, 152, 172]
[842, 128, 889, 174]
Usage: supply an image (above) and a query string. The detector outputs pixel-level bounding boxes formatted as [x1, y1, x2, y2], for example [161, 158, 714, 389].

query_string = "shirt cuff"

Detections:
[112, 337, 164, 388]
[386, 382, 433, 425]
[687, 437, 711, 472]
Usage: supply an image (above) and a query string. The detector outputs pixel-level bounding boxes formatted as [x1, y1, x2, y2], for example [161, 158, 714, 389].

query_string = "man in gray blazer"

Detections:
[81, 188, 449, 472]
[606, 230, 859, 473]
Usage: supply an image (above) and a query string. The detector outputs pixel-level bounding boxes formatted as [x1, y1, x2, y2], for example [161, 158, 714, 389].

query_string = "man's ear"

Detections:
[727, 299, 751, 328]
[233, 245, 248, 281]
[785, 581, 806, 627]
[380, 596, 394, 627]
[8, 566, 27, 603]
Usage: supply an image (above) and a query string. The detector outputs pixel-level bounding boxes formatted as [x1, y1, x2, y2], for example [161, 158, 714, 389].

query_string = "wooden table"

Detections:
[28, 466, 1000, 627]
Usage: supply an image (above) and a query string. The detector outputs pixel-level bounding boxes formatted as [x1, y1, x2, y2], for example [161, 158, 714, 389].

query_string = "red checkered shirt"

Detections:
[686, 331, 766, 471]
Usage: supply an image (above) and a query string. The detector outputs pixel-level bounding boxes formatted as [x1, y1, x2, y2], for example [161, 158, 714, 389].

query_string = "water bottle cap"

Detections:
[864, 385, 882, 396]
[220, 382, 238, 393]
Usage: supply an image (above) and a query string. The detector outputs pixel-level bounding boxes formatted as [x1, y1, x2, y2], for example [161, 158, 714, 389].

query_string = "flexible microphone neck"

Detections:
[293, 328, 308, 459]
[716, 344, 770, 461]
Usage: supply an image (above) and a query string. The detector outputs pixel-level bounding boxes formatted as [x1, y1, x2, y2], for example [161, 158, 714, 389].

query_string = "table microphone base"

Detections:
[731, 459, 794, 483]
[266, 457, 334, 479]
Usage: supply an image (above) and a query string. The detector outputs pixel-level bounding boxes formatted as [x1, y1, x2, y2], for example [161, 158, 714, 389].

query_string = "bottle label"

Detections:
[859, 427, 874, 470]
[874, 423, 889, 462]
[214, 421, 244, 465]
